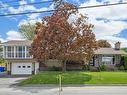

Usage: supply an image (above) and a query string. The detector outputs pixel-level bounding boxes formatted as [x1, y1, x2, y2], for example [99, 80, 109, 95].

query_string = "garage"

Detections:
[11, 63, 32, 75]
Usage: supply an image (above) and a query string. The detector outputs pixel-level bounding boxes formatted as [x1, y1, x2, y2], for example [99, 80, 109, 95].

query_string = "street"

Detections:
[0, 77, 127, 95]
[1, 85, 127, 95]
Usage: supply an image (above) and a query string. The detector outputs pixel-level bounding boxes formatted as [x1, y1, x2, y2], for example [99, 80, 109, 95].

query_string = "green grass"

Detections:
[21, 71, 127, 85]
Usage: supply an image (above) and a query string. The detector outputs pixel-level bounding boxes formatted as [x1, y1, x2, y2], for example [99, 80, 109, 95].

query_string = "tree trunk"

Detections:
[62, 60, 66, 72]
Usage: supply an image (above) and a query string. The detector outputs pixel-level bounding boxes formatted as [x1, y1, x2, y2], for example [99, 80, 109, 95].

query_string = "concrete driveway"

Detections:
[0, 77, 27, 87]
[0, 75, 127, 95]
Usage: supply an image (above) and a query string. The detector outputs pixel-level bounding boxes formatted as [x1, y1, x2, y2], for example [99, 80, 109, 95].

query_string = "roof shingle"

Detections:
[95, 48, 127, 55]
[1, 40, 32, 46]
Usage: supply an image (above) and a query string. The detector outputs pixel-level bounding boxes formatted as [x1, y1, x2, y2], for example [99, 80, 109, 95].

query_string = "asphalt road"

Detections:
[0, 77, 127, 95]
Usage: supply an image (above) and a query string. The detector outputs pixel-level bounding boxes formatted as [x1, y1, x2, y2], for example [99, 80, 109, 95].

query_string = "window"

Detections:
[22, 46, 25, 58]
[18, 66, 21, 68]
[26, 46, 31, 58]
[102, 57, 113, 64]
[27, 66, 31, 68]
[15, 46, 18, 58]
[16, 46, 26, 58]
[6, 46, 14, 58]
[16, 46, 22, 58]
[22, 66, 26, 68]
[7, 46, 11, 51]
[5, 46, 31, 59]
[18, 46, 22, 52]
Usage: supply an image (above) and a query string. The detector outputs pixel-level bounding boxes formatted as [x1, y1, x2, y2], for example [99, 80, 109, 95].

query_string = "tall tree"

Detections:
[97, 40, 111, 48]
[19, 23, 36, 40]
[122, 48, 127, 52]
[0, 41, 3, 58]
[0, 41, 2, 53]
[30, 2, 97, 71]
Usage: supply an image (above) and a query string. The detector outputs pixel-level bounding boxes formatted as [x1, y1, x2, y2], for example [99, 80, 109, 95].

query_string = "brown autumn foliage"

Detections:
[97, 40, 111, 48]
[30, 2, 97, 70]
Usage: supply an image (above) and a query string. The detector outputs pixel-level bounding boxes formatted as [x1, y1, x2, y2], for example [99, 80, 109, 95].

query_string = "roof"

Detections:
[1, 40, 127, 55]
[1, 40, 32, 46]
[95, 48, 127, 55]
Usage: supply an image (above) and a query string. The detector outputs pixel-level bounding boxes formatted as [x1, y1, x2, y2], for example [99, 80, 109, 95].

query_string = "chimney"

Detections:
[115, 41, 121, 50]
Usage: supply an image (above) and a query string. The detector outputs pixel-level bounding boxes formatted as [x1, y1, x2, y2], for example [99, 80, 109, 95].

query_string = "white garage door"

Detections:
[11, 63, 32, 75]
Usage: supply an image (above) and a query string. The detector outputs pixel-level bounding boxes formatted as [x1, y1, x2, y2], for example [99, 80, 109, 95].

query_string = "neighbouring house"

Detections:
[1, 40, 127, 75]
[64, 42, 127, 70]
[90, 42, 127, 69]
[1, 40, 39, 75]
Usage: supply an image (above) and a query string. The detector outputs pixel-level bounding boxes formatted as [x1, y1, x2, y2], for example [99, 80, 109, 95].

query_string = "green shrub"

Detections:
[51, 66, 62, 71]
[82, 65, 90, 71]
[99, 64, 107, 71]
[89, 67, 99, 72]
[118, 65, 125, 71]
[0, 58, 7, 66]
[124, 56, 127, 70]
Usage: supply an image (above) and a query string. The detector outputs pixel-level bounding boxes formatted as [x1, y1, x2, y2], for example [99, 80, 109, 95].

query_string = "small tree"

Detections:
[0, 58, 6, 65]
[97, 40, 111, 48]
[19, 23, 36, 40]
[0, 41, 3, 58]
[0, 41, 2, 52]
[30, 2, 97, 71]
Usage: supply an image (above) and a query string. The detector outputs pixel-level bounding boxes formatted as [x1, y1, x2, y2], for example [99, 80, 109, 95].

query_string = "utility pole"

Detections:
[59, 74, 62, 95]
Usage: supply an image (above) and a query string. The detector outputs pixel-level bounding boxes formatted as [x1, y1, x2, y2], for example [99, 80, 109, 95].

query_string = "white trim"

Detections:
[25, 46, 27, 58]
[14, 46, 16, 58]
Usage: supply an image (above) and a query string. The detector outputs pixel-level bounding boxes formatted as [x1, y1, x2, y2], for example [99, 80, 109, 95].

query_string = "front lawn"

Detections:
[21, 71, 127, 85]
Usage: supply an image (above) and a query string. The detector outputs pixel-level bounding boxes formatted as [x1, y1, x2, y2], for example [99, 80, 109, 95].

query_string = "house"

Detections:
[1, 40, 127, 74]
[1, 40, 39, 75]
[91, 42, 127, 68]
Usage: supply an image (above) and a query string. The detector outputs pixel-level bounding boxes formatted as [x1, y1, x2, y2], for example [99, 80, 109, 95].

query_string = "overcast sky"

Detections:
[0, 0, 127, 47]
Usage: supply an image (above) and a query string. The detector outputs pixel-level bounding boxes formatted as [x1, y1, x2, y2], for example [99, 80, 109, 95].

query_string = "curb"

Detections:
[18, 84, 127, 87]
